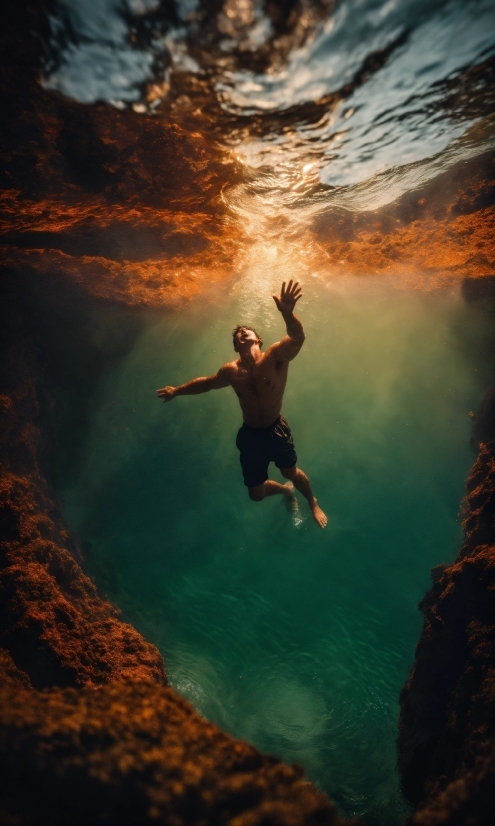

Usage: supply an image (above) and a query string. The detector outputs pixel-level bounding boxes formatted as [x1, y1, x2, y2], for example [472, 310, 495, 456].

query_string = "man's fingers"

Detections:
[277, 281, 302, 307]
[284, 280, 301, 297]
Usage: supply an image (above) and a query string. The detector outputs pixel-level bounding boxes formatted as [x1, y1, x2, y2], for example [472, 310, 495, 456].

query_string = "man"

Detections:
[156, 280, 327, 527]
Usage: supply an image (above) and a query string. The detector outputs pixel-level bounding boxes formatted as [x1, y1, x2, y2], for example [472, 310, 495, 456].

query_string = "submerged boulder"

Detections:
[0, 658, 352, 826]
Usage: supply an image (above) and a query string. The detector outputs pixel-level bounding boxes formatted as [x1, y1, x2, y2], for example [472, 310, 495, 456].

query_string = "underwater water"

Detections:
[37, 0, 495, 822]
[59, 277, 492, 824]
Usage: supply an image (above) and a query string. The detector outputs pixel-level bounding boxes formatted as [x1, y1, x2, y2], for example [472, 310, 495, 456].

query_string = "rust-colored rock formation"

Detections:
[0, 466, 167, 689]
[0, 271, 166, 689]
[311, 151, 495, 284]
[0, 297, 158, 695]
[398, 436, 495, 825]
[0, 662, 354, 826]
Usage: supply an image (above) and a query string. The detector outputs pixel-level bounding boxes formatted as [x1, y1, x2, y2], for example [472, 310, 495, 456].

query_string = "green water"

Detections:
[60, 278, 490, 824]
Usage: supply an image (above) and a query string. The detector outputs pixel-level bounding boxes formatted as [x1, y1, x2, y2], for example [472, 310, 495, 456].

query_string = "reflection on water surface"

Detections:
[7, 0, 486, 308]
[44, 0, 495, 199]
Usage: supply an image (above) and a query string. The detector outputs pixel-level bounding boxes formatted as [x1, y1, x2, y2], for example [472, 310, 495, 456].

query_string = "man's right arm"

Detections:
[156, 366, 230, 403]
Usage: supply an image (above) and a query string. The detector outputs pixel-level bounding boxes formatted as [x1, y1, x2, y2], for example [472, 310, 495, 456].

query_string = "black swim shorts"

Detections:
[236, 415, 297, 488]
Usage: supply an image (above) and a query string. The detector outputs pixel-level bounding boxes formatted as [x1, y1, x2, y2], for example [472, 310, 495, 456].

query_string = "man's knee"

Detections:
[280, 465, 297, 480]
[248, 484, 265, 501]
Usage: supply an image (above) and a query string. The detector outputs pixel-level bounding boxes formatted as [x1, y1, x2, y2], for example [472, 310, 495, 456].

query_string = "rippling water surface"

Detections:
[43, 0, 495, 205]
[42, 0, 495, 823]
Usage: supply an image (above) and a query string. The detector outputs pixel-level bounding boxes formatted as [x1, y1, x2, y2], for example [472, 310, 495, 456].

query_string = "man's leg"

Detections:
[248, 480, 295, 501]
[280, 465, 327, 527]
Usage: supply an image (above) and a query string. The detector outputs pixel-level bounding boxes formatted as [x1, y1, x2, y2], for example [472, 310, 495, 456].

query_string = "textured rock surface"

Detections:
[0, 468, 167, 689]
[0, 282, 166, 689]
[398, 436, 495, 825]
[0, 665, 355, 826]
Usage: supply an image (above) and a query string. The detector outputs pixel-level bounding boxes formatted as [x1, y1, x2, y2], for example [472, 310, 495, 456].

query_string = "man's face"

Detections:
[235, 327, 260, 350]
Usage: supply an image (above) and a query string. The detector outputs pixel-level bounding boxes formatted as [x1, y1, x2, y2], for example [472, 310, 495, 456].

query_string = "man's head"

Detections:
[232, 325, 263, 352]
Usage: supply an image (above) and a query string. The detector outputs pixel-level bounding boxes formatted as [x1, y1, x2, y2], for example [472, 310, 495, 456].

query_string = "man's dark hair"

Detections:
[232, 325, 263, 349]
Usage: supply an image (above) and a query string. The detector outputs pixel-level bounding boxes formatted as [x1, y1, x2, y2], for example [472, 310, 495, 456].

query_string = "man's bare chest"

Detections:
[231, 361, 285, 399]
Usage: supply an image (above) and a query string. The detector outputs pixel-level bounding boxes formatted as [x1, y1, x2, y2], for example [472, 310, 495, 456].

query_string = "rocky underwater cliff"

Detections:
[398, 393, 495, 825]
[1, 2, 495, 824]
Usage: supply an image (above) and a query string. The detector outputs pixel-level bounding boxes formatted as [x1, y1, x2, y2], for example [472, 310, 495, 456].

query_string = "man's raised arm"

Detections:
[156, 367, 230, 403]
[270, 280, 305, 361]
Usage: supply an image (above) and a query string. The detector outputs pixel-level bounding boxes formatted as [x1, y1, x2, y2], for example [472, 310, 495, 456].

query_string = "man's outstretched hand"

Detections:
[156, 386, 176, 402]
[273, 280, 302, 316]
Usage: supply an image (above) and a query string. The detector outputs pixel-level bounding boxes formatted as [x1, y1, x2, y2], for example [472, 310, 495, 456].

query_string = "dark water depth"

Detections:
[58, 280, 492, 823]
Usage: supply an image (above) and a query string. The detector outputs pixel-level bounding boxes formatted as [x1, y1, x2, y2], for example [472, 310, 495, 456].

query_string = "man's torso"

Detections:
[223, 349, 289, 428]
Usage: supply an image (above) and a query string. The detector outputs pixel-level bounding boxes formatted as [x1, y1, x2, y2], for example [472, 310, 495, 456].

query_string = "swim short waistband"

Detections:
[241, 415, 284, 432]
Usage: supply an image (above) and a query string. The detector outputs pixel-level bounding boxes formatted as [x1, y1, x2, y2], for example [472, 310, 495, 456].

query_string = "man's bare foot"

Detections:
[311, 499, 327, 528]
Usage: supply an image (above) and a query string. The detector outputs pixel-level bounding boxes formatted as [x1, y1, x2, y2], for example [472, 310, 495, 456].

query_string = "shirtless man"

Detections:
[156, 281, 327, 527]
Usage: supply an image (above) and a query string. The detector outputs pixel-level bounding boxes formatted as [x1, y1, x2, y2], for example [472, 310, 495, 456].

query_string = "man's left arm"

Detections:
[270, 280, 305, 361]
